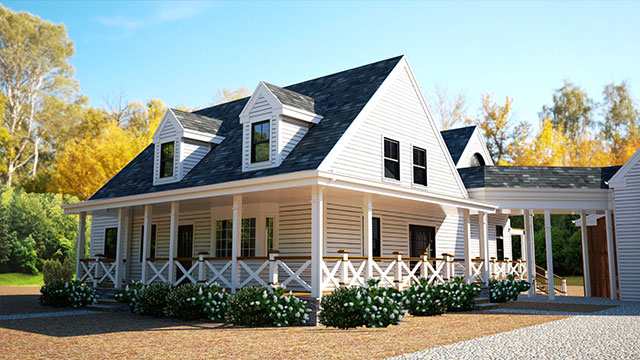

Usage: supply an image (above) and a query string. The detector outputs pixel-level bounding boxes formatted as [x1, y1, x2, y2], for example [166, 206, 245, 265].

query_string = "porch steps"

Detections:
[88, 287, 123, 312]
[474, 296, 499, 310]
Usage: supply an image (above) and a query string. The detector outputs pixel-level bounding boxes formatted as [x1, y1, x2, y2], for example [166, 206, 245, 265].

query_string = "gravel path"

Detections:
[391, 298, 640, 359]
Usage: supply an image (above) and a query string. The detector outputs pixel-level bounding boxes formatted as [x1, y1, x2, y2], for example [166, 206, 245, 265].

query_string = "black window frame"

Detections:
[251, 120, 270, 163]
[104, 227, 118, 259]
[139, 224, 157, 263]
[383, 138, 400, 181]
[412, 146, 427, 186]
[372, 217, 381, 257]
[159, 142, 175, 178]
[496, 225, 505, 261]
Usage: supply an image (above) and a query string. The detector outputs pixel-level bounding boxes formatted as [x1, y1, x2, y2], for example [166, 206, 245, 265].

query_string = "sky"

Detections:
[4, 1, 640, 129]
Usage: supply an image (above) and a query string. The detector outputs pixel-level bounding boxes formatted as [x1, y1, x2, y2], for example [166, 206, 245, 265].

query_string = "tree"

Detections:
[429, 85, 472, 129]
[540, 80, 594, 138]
[601, 81, 640, 165]
[213, 87, 250, 105]
[510, 117, 568, 166]
[477, 93, 527, 164]
[0, 5, 76, 185]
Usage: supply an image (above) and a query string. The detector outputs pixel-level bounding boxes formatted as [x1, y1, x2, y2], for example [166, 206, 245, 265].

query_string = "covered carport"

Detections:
[458, 165, 621, 300]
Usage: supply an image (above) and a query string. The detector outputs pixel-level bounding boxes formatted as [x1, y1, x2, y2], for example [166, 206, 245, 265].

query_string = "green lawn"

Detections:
[564, 275, 584, 287]
[0, 272, 44, 286]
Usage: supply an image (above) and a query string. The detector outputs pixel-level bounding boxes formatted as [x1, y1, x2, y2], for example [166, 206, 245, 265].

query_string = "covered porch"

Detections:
[66, 178, 526, 297]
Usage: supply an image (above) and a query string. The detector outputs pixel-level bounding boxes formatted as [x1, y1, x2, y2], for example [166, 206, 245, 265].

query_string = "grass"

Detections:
[0, 273, 44, 287]
[564, 276, 584, 287]
[0, 287, 567, 359]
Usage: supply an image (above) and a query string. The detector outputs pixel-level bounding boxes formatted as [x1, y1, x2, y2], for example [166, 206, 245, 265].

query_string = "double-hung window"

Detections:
[215, 218, 258, 257]
[251, 121, 270, 163]
[139, 224, 157, 262]
[496, 225, 504, 260]
[384, 138, 400, 180]
[160, 142, 174, 178]
[104, 228, 117, 258]
[412, 146, 427, 186]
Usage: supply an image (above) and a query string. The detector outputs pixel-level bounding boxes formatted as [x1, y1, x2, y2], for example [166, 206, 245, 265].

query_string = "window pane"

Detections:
[160, 142, 174, 178]
[384, 159, 400, 180]
[413, 166, 427, 186]
[216, 220, 233, 258]
[241, 218, 256, 257]
[413, 147, 425, 167]
[372, 217, 381, 257]
[253, 142, 269, 162]
[390, 141, 398, 160]
[266, 217, 274, 251]
[105, 228, 117, 258]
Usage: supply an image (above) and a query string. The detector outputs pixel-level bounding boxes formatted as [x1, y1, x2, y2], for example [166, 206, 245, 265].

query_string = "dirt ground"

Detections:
[497, 301, 613, 313]
[0, 286, 568, 360]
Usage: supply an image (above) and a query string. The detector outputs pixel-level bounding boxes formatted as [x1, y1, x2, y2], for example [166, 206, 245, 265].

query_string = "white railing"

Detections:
[78, 257, 118, 287]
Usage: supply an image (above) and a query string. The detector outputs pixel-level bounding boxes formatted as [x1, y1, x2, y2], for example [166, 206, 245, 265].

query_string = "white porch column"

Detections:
[75, 212, 87, 281]
[579, 210, 591, 297]
[311, 185, 324, 298]
[168, 201, 179, 285]
[478, 211, 489, 285]
[544, 210, 555, 300]
[524, 210, 535, 297]
[141, 205, 152, 284]
[231, 195, 242, 293]
[115, 208, 126, 288]
[363, 194, 373, 279]
[605, 210, 617, 300]
[463, 209, 472, 284]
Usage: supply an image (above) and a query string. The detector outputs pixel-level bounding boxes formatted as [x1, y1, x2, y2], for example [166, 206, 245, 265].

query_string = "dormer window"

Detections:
[160, 142, 175, 178]
[251, 121, 270, 163]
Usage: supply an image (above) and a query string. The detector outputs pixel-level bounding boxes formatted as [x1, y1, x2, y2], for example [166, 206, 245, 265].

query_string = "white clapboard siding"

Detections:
[325, 202, 362, 256]
[89, 210, 119, 257]
[456, 128, 494, 168]
[278, 203, 311, 256]
[180, 140, 210, 176]
[613, 161, 640, 301]
[468, 214, 513, 260]
[278, 118, 308, 164]
[329, 61, 466, 198]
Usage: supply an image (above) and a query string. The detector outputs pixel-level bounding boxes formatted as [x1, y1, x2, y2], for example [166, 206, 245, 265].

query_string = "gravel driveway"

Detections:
[391, 296, 640, 360]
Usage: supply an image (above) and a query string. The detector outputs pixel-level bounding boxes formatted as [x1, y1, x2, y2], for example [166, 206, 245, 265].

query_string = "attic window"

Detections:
[160, 142, 174, 178]
[384, 138, 400, 180]
[471, 153, 486, 167]
[251, 121, 270, 163]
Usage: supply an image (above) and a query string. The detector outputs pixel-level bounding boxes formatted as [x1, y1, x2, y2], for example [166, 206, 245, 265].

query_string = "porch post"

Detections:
[311, 185, 324, 298]
[463, 209, 472, 284]
[168, 201, 179, 285]
[544, 210, 554, 300]
[141, 205, 152, 284]
[75, 212, 87, 281]
[524, 210, 535, 297]
[579, 210, 591, 297]
[231, 195, 242, 293]
[605, 209, 617, 299]
[363, 194, 373, 279]
[115, 208, 125, 289]
[478, 211, 489, 285]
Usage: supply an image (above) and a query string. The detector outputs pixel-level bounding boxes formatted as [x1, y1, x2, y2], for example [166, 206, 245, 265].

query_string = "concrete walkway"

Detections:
[391, 296, 640, 359]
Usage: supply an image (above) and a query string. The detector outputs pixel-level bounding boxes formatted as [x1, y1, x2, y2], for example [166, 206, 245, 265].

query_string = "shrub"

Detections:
[196, 283, 229, 321]
[39, 279, 96, 308]
[441, 277, 481, 312]
[164, 284, 207, 320]
[114, 281, 145, 310]
[319, 286, 365, 329]
[226, 286, 272, 327]
[42, 258, 74, 284]
[135, 283, 171, 317]
[255, 287, 309, 327]
[402, 278, 447, 316]
[490, 274, 531, 303]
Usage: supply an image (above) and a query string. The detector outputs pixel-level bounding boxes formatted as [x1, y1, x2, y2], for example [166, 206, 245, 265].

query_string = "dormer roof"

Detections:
[171, 108, 224, 136]
[262, 82, 316, 114]
[440, 125, 477, 165]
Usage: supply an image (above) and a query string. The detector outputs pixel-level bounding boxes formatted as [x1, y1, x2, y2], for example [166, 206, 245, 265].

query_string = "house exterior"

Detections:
[62, 55, 640, 307]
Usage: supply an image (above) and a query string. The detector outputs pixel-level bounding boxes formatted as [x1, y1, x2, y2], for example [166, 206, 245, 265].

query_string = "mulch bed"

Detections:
[497, 301, 614, 313]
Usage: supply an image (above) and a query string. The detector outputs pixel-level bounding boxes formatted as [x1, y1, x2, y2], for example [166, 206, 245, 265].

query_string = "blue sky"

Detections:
[4, 1, 640, 128]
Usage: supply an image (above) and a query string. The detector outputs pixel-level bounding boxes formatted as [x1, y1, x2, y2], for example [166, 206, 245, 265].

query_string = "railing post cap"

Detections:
[337, 249, 350, 254]
[197, 251, 209, 255]
[441, 252, 454, 257]
[267, 250, 281, 254]
[419, 252, 429, 256]
[392, 251, 403, 255]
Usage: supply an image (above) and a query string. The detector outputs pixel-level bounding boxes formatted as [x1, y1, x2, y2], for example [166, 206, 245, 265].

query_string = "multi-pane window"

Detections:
[251, 121, 270, 163]
[413, 146, 427, 186]
[496, 225, 504, 260]
[139, 224, 157, 262]
[216, 220, 233, 258]
[266, 217, 274, 251]
[384, 138, 400, 180]
[160, 142, 174, 178]
[372, 217, 381, 257]
[241, 218, 256, 257]
[104, 228, 118, 258]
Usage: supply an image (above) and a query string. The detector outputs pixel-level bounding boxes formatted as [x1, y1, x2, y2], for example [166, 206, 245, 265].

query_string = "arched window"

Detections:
[470, 153, 486, 167]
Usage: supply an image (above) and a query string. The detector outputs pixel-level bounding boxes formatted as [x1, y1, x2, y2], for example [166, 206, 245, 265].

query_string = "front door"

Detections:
[409, 225, 436, 259]
[177, 225, 194, 283]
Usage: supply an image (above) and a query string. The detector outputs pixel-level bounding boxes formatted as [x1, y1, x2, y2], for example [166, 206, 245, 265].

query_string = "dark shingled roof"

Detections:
[458, 165, 622, 190]
[89, 56, 403, 201]
[440, 126, 476, 165]
[263, 82, 317, 114]
[171, 108, 224, 135]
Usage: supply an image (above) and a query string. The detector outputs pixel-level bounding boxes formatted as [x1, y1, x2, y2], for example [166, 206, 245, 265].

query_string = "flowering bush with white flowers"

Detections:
[194, 283, 229, 321]
[135, 283, 172, 317]
[114, 281, 145, 310]
[39, 280, 97, 308]
[441, 277, 482, 312]
[320, 279, 405, 329]
[165, 283, 209, 320]
[489, 274, 531, 303]
[402, 278, 448, 316]
[227, 286, 309, 327]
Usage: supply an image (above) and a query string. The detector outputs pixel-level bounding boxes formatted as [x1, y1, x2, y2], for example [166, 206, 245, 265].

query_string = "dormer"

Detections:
[239, 82, 322, 171]
[152, 109, 225, 185]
